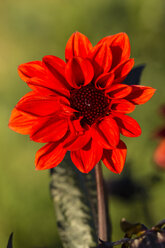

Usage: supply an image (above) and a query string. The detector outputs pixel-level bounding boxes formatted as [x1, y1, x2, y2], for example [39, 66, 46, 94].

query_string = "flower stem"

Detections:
[95, 161, 110, 242]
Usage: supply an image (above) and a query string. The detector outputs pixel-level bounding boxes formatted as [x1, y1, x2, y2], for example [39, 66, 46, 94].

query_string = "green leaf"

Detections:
[130, 231, 165, 248]
[130, 220, 165, 248]
[121, 219, 165, 248]
[95, 219, 165, 248]
[153, 219, 165, 231]
[50, 152, 98, 248]
[120, 218, 147, 238]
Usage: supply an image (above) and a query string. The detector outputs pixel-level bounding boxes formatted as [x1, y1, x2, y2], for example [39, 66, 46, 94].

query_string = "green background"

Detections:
[0, 0, 165, 247]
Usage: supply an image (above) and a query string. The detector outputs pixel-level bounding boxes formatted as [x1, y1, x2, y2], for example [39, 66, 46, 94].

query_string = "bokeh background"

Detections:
[1, 0, 165, 247]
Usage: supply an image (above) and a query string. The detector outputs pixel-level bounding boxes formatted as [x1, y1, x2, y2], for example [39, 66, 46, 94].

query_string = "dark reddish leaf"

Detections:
[123, 64, 145, 86]
[7, 233, 13, 248]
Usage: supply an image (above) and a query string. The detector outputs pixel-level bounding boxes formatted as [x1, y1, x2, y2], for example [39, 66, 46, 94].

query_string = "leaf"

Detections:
[7, 233, 13, 248]
[130, 231, 165, 248]
[50, 152, 98, 248]
[153, 219, 165, 230]
[121, 219, 165, 248]
[120, 218, 147, 238]
[95, 219, 165, 248]
[123, 64, 145, 85]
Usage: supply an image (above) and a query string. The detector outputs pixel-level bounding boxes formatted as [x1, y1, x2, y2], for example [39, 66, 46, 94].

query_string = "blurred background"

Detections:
[0, 0, 165, 247]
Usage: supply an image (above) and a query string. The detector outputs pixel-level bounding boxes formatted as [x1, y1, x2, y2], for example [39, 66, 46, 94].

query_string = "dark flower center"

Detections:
[70, 84, 109, 125]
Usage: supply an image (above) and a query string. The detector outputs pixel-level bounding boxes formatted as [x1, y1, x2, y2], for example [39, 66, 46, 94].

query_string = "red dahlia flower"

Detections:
[153, 105, 165, 169]
[9, 32, 155, 173]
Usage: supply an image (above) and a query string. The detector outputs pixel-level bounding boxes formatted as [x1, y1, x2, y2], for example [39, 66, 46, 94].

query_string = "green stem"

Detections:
[95, 161, 110, 242]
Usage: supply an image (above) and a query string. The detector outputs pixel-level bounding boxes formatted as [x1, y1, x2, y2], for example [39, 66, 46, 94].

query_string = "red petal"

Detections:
[35, 142, 66, 170]
[111, 99, 135, 113]
[89, 43, 112, 78]
[43, 55, 70, 90]
[18, 61, 45, 82]
[64, 129, 91, 151]
[106, 84, 131, 99]
[71, 139, 103, 173]
[65, 32, 92, 61]
[126, 85, 156, 105]
[98, 33, 120, 46]
[9, 108, 38, 135]
[27, 77, 70, 98]
[95, 72, 114, 90]
[93, 116, 120, 148]
[102, 140, 127, 173]
[27, 78, 57, 96]
[110, 33, 131, 69]
[99, 32, 131, 69]
[60, 104, 77, 117]
[114, 113, 141, 137]
[112, 59, 134, 84]
[154, 139, 165, 169]
[43, 55, 66, 74]
[18, 59, 70, 98]
[31, 117, 69, 143]
[16, 93, 62, 117]
[62, 118, 91, 151]
[65, 57, 94, 88]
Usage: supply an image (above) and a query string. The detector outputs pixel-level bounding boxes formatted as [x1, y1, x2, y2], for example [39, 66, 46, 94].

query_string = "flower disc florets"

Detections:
[70, 84, 109, 125]
[9, 31, 155, 174]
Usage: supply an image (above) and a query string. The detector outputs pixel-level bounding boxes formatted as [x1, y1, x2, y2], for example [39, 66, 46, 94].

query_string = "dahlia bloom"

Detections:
[153, 105, 165, 169]
[9, 32, 155, 173]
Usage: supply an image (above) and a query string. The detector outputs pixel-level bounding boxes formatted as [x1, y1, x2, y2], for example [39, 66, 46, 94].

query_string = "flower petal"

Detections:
[94, 116, 120, 148]
[35, 142, 66, 170]
[102, 140, 127, 173]
[18, 61, 45, 82]
[106, 84, 131, 99]
[64, 130, 91, 151]
[111, 99, 135, 113]
[27, 78, 58, 96]
[16, 93, 62, 117]
[27, 77, 70, 98]
[95, 72, 114, 90]
[99, 32, 131, 69]
[154, 139, 165, 169]
[19, 59, 70, 98]
[31, 117, 69, 143]
[114, 113, 141, 137]
[65, 31, 92, 61]
[62, 118, 91, 151]
[126, 85, 156, 105]
[110, 33, 131, 69]
[71, 139, 103, 173]
[112, 59, 134, 84]
[43, 55, 70, 90]
[89, 43, 112, 78]
[65, 57, 94, 88]
[9, 108, 38, 135]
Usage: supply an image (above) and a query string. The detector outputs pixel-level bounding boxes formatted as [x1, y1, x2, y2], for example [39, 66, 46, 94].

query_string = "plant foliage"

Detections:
[50, 152, 98, 248]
